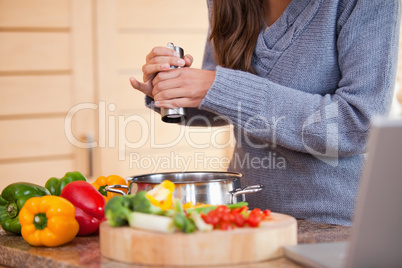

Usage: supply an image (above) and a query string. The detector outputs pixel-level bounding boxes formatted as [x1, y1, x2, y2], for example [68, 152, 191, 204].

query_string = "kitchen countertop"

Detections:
[0, 219, 351, 268]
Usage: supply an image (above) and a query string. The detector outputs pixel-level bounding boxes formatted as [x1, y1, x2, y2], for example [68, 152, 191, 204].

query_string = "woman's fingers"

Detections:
[148, 55, 186, 67]
[152, 69, 181, 87]
[146, 46, 179, 61]
[153, 86, 188, 101]
[142, 59, 185, 82]
[133, 46, 194, 99]
[142, 53, 186, 82]
[145, 47, 185, 69]
[151, 68, 215, 108]
[184, 54, 193, 67]
[129, 77, 153, 98]
[142, 63, 170, 82]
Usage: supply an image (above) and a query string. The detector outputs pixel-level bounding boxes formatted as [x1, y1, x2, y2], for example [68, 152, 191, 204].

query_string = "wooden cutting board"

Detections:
[100, 212, 297, 266]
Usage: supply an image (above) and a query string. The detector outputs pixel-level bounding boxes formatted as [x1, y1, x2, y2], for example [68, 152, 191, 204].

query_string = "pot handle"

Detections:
[105, 184, 130, 196]
[230, 184, 264, 203]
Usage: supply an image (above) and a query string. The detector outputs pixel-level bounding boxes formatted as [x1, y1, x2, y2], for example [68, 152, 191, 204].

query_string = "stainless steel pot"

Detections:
[106, 171, 263, 205]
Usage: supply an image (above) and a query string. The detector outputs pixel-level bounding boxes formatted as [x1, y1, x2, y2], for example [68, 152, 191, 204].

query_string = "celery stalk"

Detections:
[185, 201, 249, 215]
[127, 212, 176, 233]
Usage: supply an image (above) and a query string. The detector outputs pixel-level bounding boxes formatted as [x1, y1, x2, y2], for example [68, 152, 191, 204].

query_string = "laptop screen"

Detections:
[284, 117, 402, 268]
[345, 117, 402, 268]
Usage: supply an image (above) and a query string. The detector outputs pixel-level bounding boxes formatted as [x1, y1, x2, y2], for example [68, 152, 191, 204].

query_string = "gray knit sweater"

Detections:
[146, 0, 400, 225]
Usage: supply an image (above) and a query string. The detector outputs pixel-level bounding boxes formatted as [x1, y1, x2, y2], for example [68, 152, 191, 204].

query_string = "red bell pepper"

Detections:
[60, 181, 106, 236]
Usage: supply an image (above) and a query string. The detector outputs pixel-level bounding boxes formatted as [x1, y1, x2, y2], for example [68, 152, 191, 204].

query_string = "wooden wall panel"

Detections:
[69, 0, 96, 179]
[0, 159, 74, 191]
[0, 0, 70, 28]
[0, 75, 71, 116]
[0, 32, 70, 72]
[0, 0, 96, 188]
[0, 118, 73, 160]
[116, 0, 208, 30]
[114, 72, 144, 110]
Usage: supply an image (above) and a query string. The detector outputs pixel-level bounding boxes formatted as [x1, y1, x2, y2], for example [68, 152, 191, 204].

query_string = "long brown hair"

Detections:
[209, 0, 263, 73]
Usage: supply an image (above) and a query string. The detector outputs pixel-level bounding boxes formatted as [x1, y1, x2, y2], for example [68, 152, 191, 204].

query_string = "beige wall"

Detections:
[0, 0, 401, 191]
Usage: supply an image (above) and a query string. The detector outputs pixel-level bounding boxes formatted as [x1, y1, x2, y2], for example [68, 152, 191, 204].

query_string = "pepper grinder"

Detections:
[160, 42, 187, 123]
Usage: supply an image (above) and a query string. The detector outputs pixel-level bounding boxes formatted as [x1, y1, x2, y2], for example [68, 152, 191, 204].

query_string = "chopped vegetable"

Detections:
[182, 201, 212, 210]
[201, 205, 271, 230]
[127, 212, 175, 233]
[19, 196, 79, 247]
[105, 194, 175, 233]
[146, 180, 175, 210]
[105, 191, 166, 227]
[132, 191, 164, 215]
[189, 211, 213, 232]
[104, 180, 272, 234]
[246, 208, 264, 227]
[91, 175, 128, 202]
[172, 199, 196, 233]
[185, 201, 249, 215]
[104, 195, 132, 227]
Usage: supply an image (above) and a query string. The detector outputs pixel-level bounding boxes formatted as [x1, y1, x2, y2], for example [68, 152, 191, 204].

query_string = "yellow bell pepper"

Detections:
[19, 195, 79, 247]
[182, 202, 212, 209]
[92, 175, 128, 202]
[146, 180, 175, 210]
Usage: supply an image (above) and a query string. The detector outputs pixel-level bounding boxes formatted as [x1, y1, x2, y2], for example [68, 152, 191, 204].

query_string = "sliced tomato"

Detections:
[247, 208, 263, 227]
[262, 209, 271, 217]
[220, 221, 233, 231]
[233, 213, 246, 227]
[200, 205, 271, 230]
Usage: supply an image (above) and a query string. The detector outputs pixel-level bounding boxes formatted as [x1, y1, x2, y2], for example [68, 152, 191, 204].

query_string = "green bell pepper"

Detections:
[0, 182, 50, 234]
[45, 171, 87, 196]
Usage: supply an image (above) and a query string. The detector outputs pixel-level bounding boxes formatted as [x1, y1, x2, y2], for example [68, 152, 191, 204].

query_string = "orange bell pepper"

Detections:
[92, 175, 128, 202]
[19, 195, 79, 247]
[146, 180, 175, 210]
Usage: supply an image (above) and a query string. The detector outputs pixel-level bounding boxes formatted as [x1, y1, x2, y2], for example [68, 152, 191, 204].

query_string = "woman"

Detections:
[130, 0, 401, 225]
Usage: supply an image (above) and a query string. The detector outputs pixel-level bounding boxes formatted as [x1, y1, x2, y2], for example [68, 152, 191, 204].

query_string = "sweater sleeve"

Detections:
[199, 0, 401, 158]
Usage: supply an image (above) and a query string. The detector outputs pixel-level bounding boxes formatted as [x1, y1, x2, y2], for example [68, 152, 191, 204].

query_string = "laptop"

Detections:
[284, 117, 402, 268]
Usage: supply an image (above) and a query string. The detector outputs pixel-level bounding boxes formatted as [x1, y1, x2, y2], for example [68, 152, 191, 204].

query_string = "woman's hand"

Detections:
[151, 68, 216, 108]
[129, 46, 193, 98]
